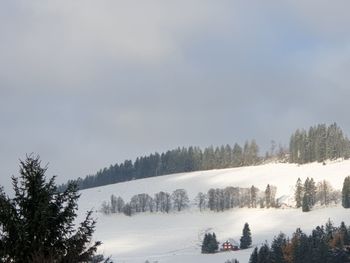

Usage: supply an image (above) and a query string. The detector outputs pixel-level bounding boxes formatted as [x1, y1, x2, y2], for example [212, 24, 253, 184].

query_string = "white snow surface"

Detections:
[78, 160, 350, 263]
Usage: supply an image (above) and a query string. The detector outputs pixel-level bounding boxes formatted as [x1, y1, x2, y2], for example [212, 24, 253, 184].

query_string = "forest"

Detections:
[59, 123, 350, 191]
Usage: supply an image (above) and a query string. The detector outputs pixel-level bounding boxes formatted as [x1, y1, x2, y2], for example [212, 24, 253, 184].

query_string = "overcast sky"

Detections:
[1, 0, 350, 192]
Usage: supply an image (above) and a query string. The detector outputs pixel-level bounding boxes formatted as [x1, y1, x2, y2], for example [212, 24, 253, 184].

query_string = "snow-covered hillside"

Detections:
[78, 160, 350, 263]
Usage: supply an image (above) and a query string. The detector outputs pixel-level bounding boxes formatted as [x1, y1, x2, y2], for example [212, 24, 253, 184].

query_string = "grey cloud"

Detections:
[1, 1, 350, 192]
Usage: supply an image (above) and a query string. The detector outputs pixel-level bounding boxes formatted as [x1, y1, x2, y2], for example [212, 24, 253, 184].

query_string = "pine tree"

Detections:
[325, 218, 335, 243]
[257, 243, 271, 263]
[270, 233, 287, 263]
[240, 223, 252, 249]
[210, 233, 219, 252]
[249, 247, 258, 263]
[339, 222, 350, 246]
[290, 228, 310, 263]
[302, 177, 316, 212]
[294, 178, 303, 208]
[0, 156, 108, 262]
[201, 233, 209, 253]
[342, 176, 350, 208]
[201, 232, 218, 253]
[310, 226, 329, 263]
[302, 194, 310, 212]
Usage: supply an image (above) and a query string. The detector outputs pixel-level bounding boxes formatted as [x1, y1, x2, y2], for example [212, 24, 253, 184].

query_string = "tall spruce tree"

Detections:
[240, 223, 252, 249]
[0, 156, 108, 262]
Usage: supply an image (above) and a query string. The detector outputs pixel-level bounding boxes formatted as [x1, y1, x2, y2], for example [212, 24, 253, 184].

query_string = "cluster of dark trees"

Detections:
[101, 189, 189, 216]
[249, 220, 350, 263]
[200, 184, 277, 212]
[0, 156, 110, 263]
[58, 123, 350, 192]
[342, 176, 350, 208]
[59, 140, 261, 191]
[294, 178, 341, 212]
[201, 233, 219, 253]
[289, 123, 350, 164]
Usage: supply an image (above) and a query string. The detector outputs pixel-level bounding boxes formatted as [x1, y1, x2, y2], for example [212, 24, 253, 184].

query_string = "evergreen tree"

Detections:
[240, 223, 252, 249]
[270, 233, 287, 263]
[0, 156, 108, 262]
[210, 233, 219, 252]
[342, 176, 350, 208]
[249, 247, 258, 263]
[201, 233, 209, 253]
[294, 178, 303, 208]
[232, 143, 243, 167]
[302, 177, 316, 212]
[258, 243, 271, 263]
[325, 219, 335, 244]
[302, 194, 310, 212]
[290, 228, 311, 263]
[201, 232, 218, 254]
[339, 222, 350, 246]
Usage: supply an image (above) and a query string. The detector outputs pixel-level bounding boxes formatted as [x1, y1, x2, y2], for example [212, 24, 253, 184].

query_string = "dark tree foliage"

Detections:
[201, 232, 219, 254]
[258, 243, 271, 263]
[240, 223, 252, 249]
[302, 177, 316, 212]
[59, 142, 261, 191]
[270, 233, 287, 263]
[289, 123, 350, 164]
[302, 194, 311, 212]
[249, 221, 350, 263]
[0, 156, 109, 263]
[342, 176, 350, 208]
[294, 178, 303, 208]
[249, 247, 258, 263]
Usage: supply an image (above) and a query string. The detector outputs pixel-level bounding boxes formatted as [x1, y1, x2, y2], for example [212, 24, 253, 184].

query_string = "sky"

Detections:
[1, 0, 350, 192]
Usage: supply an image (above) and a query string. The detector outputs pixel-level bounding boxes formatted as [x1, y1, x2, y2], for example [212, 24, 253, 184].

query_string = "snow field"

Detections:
[78, 160, 350, 262]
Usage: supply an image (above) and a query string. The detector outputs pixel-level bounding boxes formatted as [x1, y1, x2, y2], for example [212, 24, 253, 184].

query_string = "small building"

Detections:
[222, 240, 239, 251]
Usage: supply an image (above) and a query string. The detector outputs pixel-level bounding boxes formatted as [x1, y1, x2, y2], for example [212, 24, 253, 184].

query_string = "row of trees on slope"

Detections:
[59, 123, 350, 191]
[289, 123, 350, 164]
[59, 140, 261, 191]
[101, 184, 280, 216]
[249, 220, 350, 263]
[102, 176, 347, 216]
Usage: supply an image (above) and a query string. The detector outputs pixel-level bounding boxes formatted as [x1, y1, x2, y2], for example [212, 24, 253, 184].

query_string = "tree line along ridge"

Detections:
[59, 123, 350, 191]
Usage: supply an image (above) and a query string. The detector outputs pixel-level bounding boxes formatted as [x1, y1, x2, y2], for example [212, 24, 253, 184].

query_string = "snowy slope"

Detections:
[77, 160, 350, 263]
